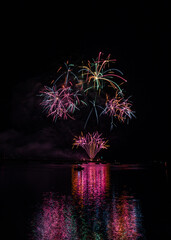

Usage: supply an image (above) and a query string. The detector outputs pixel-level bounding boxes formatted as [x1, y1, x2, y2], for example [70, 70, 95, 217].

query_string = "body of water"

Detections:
[0, 162, 170, 239]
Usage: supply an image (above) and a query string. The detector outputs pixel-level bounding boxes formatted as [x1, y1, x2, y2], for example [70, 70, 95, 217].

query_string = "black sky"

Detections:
[1, 0, 170, 161]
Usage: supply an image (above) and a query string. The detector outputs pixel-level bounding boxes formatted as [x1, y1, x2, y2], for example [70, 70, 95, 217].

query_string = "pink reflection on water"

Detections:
[32, 164, 144, 239]
[72, 163, 110, 205]
[32, 194, 78, 240]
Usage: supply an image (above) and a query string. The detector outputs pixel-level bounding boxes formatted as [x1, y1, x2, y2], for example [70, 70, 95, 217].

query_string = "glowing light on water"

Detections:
[72, 163, 110, 206]
[107, 194, 143, 239]
[32, 164, 144, 239]
[32, 194, 78, 240]
[73, 132, 109, 159]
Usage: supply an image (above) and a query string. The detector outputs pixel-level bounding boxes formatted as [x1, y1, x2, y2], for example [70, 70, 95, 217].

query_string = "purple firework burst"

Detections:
[40, 85, 81, 121]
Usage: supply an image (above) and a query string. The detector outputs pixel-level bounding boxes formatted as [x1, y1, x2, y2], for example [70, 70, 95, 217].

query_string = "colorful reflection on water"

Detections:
[107, 194, 143, 240]
[72, 163, 110, 207]
[32, 194, 78, 240]
[32, 163, 144, 239]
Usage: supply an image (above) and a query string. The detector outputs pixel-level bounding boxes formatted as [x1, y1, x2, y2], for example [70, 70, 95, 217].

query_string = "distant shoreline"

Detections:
[0, 158, 166, 168]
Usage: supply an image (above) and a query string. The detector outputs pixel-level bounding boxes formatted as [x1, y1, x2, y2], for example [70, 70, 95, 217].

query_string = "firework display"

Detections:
[73, 132, 109, 159]
[40, 52, 135, 128]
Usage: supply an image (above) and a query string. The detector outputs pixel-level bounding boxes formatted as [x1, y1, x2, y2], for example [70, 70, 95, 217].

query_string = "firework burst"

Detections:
[73, 132, 109, 160]
[78, 52, 127, 94]
[101, 93, 136, 129]
[40, 85, 81, 121]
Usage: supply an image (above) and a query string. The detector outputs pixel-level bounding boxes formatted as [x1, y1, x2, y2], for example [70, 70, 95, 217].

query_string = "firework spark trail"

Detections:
[53, 62, 78, 86]
[79, 52, 127, 94]
[73, 132, 109, 159]
[83, 99, 104, 129]
[40, 85, 81, 121]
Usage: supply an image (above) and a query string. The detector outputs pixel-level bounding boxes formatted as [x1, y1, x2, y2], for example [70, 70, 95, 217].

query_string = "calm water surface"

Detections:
[0, 162, 170, 239]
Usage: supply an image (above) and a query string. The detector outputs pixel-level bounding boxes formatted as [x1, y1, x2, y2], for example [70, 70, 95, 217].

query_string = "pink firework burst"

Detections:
[102, 94, 135, 128]
[40, 85, 81, 121]
[73, 132, 109, 160]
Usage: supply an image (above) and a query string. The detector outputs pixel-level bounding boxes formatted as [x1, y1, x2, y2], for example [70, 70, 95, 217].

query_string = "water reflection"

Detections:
[32, 163, 144, 239]
[72, 163, 110, 206]
[108, 193, 143, 239]
[33, 194, 78, 240]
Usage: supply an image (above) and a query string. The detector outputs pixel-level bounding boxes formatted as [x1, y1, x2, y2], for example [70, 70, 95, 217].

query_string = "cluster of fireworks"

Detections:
[40, 52, 135, 126]
[40, 52, 135, 159]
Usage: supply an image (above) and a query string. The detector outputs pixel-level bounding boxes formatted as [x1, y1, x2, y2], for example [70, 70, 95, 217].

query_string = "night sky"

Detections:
[1, 0, 170, 162]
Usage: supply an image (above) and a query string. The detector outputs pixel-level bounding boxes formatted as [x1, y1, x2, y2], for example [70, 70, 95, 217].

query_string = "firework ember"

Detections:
[73, 132, 109, 160]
